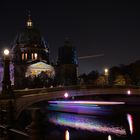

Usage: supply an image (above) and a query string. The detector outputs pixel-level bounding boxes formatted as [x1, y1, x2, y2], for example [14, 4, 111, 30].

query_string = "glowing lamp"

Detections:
[104, 68, 109, 76]
[104, 68, 108, 73]
[4, 49, 9, 56]
[64, 92, 69, 98]
[127, 90, 131, 95]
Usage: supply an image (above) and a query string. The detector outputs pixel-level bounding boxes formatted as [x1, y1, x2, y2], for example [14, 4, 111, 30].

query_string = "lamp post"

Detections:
[1, 49, 12, 95]
[104, 68, 109, 85]
[0, 49, 15, 129]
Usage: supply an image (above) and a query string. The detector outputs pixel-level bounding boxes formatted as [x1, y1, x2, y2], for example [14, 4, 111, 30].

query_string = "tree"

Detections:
[78, 73, 88, 84]
[114, 74, 126, 86]
[95, 75, 106, 86]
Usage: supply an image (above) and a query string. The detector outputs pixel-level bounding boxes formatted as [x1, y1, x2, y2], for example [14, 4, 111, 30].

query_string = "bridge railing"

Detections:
[0, 124, 28, 140]
[13, 84, 140, 98]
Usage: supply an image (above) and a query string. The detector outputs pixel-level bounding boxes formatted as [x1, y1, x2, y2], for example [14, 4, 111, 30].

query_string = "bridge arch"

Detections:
[14, 88, 140, 119]
[15, 90, 68, 119]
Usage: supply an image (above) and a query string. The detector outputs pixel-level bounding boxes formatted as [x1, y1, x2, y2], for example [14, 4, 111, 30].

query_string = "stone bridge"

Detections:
[1, 86, 140, 120]
[13, 86, 140, 119]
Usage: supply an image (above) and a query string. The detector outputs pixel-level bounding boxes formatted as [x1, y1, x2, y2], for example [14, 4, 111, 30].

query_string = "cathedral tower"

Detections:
[56, 40, 78, 85]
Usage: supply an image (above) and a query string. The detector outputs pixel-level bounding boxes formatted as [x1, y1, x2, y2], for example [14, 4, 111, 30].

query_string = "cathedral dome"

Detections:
[12, 16, 50, 64]
[16, 28, 46, 47]
[13, 16, 47, 49]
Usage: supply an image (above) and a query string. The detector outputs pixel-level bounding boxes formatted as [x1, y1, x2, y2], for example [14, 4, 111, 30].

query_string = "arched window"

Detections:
[22, 53, 24, 60]
[22, 53, 28, 60]
[34, 53, 37, 60]
[32, 53, 38, 60]
[25, 53, 28, 60]
[32, 53, 34, 60]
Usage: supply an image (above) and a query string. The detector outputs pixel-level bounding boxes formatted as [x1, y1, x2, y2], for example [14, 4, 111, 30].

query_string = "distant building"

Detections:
[56, 40, 78, 85]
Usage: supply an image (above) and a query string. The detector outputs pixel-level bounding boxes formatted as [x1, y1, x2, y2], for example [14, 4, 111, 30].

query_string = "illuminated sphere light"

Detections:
[4, 49, 9, 55]
[104, 68, 108, 73]
[127, 90, 131, 95]
[64, 92, 69, 98]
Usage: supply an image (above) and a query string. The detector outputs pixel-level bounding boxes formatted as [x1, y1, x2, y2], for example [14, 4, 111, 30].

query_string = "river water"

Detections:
[18, 98, 140, 140]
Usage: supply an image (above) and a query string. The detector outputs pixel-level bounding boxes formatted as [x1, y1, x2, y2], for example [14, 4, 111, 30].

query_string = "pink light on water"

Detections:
[127, 114, 134, 134]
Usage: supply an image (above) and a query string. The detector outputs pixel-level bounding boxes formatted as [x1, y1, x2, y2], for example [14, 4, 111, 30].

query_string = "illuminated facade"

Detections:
[0, 16, 78, 89]
[12, 16, 55, 88]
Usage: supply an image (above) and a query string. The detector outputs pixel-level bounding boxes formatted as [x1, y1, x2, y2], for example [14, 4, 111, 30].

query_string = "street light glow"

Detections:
[104, 68, 108, 73]
[127, 90, 131, 95]
[4, 49, 9, 55]
[64, 92, 69, 98]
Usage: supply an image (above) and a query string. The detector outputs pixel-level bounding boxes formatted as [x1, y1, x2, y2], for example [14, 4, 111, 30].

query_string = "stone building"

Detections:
[0, 16, 78, 89]
[11, 16, 55, 89]
[56, 40, 78, 85]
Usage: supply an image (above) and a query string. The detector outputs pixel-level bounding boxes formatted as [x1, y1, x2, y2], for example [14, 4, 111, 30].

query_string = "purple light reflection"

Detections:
[48, 100, 125, 115]
[48, 103, 101, 115]
[48, 112, 126, 136]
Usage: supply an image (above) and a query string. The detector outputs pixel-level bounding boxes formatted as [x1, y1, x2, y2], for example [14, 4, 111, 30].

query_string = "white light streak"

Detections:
[78, 54, 104, 59]
[49, 100, 125, 105]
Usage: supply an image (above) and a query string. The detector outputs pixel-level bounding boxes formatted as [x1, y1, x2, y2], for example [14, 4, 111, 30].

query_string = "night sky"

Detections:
[0, 0, 140, 74]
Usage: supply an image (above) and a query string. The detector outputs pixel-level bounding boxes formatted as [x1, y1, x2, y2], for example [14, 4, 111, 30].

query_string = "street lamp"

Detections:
[104, 68, 109, 76]
[64, 92, 69, 98]
[1, 49, 12, 95]
[4, 49, 10, 56]
[104, 68, 109, 85]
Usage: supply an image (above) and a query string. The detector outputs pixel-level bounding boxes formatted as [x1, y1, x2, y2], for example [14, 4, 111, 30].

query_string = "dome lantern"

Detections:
[27, 11, 33, 28]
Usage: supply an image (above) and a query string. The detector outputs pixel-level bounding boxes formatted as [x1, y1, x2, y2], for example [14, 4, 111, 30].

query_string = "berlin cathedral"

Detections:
[0, 16, 78, 89]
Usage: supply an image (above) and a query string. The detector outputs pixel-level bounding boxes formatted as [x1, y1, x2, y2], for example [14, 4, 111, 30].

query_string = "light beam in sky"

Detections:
[78, 54, 104, 60]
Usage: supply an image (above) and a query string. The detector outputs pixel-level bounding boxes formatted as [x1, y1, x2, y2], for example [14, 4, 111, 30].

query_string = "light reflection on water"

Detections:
[65, 130, 70, 140]
[108, 135, 112, 140]
[127, 114, 133, 134]
[48, 112, 126, 136]
[47, 100, 125, 116]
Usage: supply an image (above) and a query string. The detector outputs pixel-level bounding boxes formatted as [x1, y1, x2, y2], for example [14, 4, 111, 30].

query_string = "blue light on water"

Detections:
[48, 100, 124, 115]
